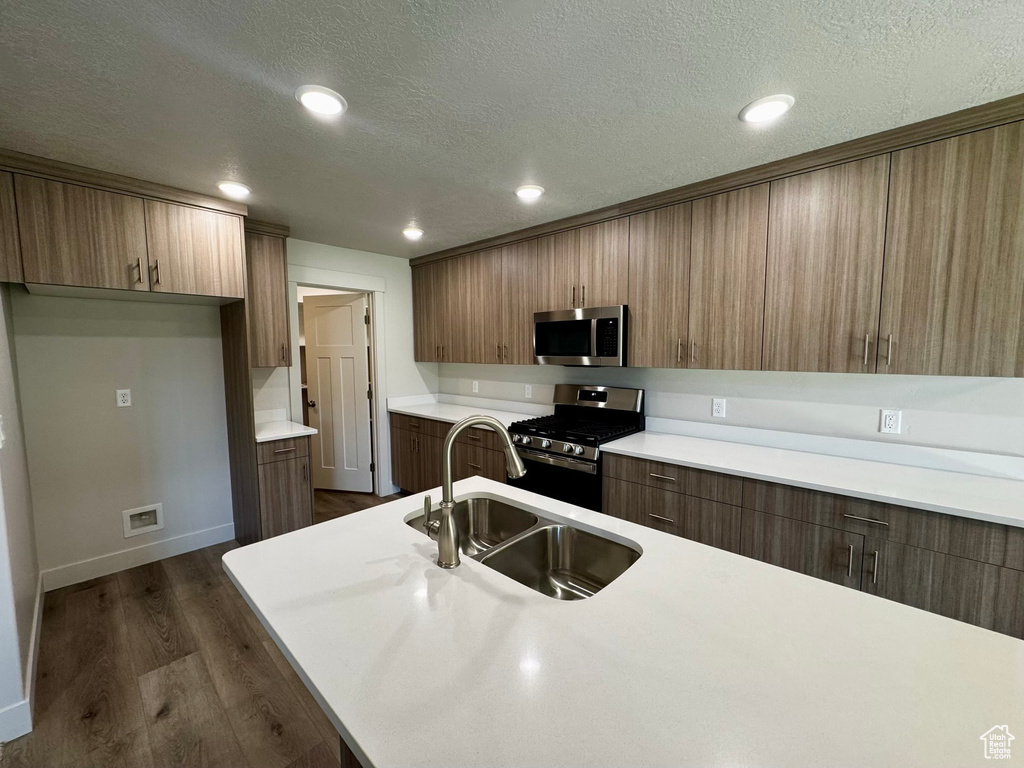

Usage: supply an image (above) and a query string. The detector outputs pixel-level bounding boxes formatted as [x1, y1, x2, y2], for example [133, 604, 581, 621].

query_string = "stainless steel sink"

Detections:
[479, 525, 641, 600]
[406, 497, 538, 557]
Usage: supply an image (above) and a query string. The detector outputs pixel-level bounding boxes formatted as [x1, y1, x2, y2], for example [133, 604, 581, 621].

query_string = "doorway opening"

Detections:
[295, 286, 383, 519]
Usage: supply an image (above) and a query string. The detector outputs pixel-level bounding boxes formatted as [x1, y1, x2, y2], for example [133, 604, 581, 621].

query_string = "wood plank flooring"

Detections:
[313, 490, 403, 524]
[0, 542, 343, 768]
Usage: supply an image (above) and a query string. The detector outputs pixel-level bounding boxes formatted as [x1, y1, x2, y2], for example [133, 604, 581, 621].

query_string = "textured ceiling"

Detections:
[2, 0, 1023, 259]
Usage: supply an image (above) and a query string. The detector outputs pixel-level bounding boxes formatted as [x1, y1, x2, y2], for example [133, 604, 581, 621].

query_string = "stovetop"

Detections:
[509, 415, 640, 446]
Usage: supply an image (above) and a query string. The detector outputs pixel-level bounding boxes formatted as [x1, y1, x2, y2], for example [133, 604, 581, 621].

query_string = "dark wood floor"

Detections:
[313, 490, 403, 525]
[0, 491, 400, 768]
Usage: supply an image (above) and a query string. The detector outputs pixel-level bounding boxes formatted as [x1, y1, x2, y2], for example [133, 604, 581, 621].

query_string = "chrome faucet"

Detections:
[423, 416, 526, 569]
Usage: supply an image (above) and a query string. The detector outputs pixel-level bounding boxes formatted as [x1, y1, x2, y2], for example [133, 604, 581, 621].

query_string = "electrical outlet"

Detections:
[712, 398, 727, 418]
[880, 409, 902, 434]
[116, 389, 132, 408]
[472, 380, 479, 393]
[525, 384, 533, 399]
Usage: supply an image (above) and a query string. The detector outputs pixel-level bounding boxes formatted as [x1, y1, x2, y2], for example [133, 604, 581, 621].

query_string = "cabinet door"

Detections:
[16, 175, 149, 290]
[501, 233, 577, 365]
[449, 248, 503, 364]
[418, 433, 444, 491]
[689, 184, 769, 370]
[246, 232, 291, 368]
[763, 156, 889, 372]
[258, 456, 313, 539]
[412, 261, 449, 362]
[0, 172, 22, 282]
[879, 123, 1024, 376]
[740, 509, 864, 588]
[144, 200, 244, 298]
[862, 537, 1024, 639]
[628, 203, 690, 368]
[391, 427, 421, 492]
[453, 443, 506, 483]
[578, 218, 629, 307]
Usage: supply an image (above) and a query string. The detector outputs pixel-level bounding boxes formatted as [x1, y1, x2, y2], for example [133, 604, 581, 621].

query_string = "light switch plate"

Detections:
[472, 380, 479, 393]
[116, 389, 132, 407]
[525, 384, 532, 399]
[712, 398, 727, 418]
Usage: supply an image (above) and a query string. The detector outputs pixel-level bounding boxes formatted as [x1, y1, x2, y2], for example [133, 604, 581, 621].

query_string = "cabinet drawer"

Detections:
[391, 413, 449, 438]
[603, 477, 742, 553]
[744, 478, 1024, 572]
[257, 437, 310, 464]
[455, 426, 503, 451]
[453, 443, 506, 483]
[604, 453, 742, 506]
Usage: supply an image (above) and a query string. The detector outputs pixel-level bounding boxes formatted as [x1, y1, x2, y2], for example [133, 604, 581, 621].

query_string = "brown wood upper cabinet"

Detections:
[879, 122, 1024, 377]
[144, 200, 244, 298]
[689, 184, 769, 370]
[0, 172, 22, 283]
[449, 247, 503, 364]
[763, 156, 890, 373]
[627, 202, 691, 368]
[16, 175, 150, 290]
[246, 231, 290, 368]
[501, 235, 569, 365]
[577, 218, 629, 307]
[412, 259, 450, 362]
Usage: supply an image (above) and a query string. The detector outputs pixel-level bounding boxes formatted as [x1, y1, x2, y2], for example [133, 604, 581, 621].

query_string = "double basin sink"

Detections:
[407, 497, 641, 600]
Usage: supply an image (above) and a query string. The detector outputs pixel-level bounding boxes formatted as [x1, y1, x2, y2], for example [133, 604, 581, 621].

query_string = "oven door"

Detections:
[507, 448, 602, 511]
[534, 306, 626, 366]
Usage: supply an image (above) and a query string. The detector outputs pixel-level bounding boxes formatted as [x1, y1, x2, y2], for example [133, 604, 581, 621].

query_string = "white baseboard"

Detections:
[0, 697, 31, 745]
[41, 523, 235, 592]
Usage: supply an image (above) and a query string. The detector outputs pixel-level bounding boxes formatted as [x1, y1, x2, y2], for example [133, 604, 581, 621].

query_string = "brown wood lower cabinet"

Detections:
[740, 508, 864, 589]
[256, 436, 314, 540]
[390, 426, 442, 493]
[603, 477, 742, 554]
[390, 418, 507, 492]
[603, 453, 1024, 639]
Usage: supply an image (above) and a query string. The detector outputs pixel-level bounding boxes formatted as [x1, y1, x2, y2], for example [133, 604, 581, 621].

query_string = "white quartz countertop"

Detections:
[603, 431, 1024, 528]
[222, 478, 1024, 768]
[388, 402, 535, 428]
[254, 420, 318, 443]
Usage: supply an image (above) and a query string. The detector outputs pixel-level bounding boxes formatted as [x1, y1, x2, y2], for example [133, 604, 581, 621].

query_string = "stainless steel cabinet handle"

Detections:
[468, 463, 482, 470]
[496, 343, 501, 361]
[503, 344, 508, 361]
[872, 549, 880, 585]
[134, 257, 143, 284]
[440, 344, 444, 359]
[281, 343, 286, 361]
[581, 285, 586, 307]
[843, 513, 889, 527]
[303, 461, 307, 481]
[691, 338, 696, 363]
[571, 285, 576, 308]
[274, 447, 297, 454]
[676, 338, 682, 363]
[886, 333, 893, 367]
[648, 473, 676, 482]
[648, 513, 676, 524]
[409, 422, 420, 429]
[847, 544, 854, 578]
[152, 260, 161, 285]
[435, 345, 440, 358]
[863, 334, 870, 366]
[467, 434, 482, 441]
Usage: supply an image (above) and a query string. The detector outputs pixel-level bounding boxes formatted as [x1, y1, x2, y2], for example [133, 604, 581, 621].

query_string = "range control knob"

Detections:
[520, 436, 532, 446]
[562, 443, 575, 453]
[573, 445, 585, 455]
[540, 439, 552, 448]
[512, 434, 521, 443]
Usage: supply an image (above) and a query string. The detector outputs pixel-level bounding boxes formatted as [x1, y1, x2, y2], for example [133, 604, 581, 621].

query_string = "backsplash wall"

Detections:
[437, 364, 1024, 457]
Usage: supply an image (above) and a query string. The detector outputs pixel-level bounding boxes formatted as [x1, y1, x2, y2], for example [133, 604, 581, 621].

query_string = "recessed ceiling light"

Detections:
[295, 85, 347, 116]
[515, 185, 544, 202]
[218, 181, 251, 199]
[739, 94, 795, 123]
[402, 226, 424, 241]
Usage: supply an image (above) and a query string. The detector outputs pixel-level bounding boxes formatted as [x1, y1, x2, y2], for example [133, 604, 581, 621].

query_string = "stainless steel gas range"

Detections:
[506, 384, 645, 511]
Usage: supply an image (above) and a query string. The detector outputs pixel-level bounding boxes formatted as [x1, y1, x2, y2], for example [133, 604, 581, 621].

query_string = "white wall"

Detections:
[438, 364, 1024, 457]
[0, 285, 40, 741]
[11, 289, 234, 589]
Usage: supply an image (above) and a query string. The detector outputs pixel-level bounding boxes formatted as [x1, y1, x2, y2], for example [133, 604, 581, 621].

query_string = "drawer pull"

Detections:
[648, 513, 675, 524]
[409, 422, 421, 429]
[466, 434, 482, 441]
[843, 513, 889, 527]
[468, 463, 482, 470]
[274, 447, 297, 454]
[648, 473, 677, 482]
[846, 544, 854, 578]
[872, 549, 881, 585]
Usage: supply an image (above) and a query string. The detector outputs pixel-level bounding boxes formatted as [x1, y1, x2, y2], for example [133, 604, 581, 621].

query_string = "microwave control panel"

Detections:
[596, 318, 620, 357]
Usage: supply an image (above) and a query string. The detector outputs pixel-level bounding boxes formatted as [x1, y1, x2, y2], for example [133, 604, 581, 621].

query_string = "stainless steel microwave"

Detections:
[533, 305, 627, 366]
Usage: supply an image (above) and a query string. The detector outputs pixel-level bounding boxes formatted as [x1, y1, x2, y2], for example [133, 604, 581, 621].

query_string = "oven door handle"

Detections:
[516, 448, 598, 474]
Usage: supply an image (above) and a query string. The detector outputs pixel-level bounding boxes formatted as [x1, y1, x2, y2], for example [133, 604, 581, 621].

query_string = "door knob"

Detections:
[307, 400, 317, 408]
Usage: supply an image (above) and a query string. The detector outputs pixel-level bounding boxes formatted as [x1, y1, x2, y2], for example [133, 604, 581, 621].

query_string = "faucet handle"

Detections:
[423, 495, 440, 539]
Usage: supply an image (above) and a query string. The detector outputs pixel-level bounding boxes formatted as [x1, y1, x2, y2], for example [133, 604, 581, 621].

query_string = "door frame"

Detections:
[287, 264, 392, 496]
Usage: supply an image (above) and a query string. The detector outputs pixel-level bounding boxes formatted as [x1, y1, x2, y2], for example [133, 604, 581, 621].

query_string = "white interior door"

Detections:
[303, 293, 373, 492]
